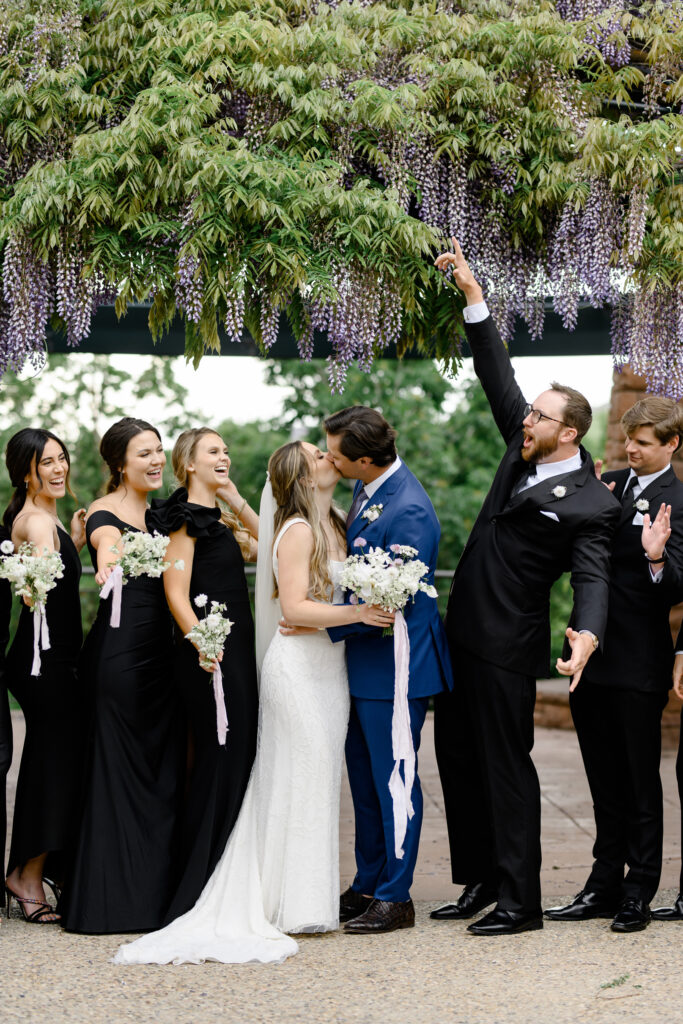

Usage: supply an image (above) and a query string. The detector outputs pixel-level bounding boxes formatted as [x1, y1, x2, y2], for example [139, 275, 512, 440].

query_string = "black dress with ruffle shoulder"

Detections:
[149, 489, 258, 924]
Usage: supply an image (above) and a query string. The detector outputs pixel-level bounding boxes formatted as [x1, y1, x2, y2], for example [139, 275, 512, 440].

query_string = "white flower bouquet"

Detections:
[113, 530, 184, 580]
[0, 540, 64, 676]
[339, 541, 437, 631]
[339, 539, 438, 862]
[186, 596, 234, 746]
[101, 530, 184, 627]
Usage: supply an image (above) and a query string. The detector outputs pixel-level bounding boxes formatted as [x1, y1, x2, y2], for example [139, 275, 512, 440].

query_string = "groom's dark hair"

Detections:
[324, 406, 397, 467]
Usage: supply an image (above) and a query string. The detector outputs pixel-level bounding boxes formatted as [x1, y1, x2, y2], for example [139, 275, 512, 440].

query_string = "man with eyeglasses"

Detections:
[431, 238, 620, 936]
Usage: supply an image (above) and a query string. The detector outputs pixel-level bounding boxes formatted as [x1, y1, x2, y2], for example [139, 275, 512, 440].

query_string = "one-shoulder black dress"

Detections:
[5, 527, 83, 885]
[154, 490, 258, 924]
[61, 511, 183, 934]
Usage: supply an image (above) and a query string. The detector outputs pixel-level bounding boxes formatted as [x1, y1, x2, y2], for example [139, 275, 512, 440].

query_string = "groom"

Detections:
[324, 406, 453, 934]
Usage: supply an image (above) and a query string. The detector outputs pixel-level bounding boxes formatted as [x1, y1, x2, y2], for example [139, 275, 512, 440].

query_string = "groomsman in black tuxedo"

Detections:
[432, 239, 620, 935]
[0, 527, 13, 907]
[652, 597, 683, 921]
[545, 397, 683, 931]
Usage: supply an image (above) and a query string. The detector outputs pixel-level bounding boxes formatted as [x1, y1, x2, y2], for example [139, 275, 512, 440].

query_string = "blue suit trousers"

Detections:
[346, 695, 429, 903]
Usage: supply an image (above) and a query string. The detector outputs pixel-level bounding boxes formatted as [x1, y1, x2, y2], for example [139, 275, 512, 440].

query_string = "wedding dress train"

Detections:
[114, 518, 349, 965]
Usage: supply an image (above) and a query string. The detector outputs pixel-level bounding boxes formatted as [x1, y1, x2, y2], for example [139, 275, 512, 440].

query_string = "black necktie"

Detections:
[346, 486, 369, 527]
[621, 475, 638, 508]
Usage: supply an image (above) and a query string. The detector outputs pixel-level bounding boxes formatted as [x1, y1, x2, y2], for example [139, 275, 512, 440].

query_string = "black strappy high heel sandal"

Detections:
[42, 877, 62, 903]
[4, 884, 62, 924]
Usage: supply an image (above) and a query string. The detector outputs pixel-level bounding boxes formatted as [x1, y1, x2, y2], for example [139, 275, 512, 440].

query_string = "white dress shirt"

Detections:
[359, 456, 402, 512]
[622, 465, 671, 583]
[516, 450, 583, 495]
[463, 300, 490, 324]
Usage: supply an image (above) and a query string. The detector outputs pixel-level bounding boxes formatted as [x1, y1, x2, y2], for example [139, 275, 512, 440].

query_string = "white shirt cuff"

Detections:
[650, 566, 664, 582]
[463, 301, 490, 324]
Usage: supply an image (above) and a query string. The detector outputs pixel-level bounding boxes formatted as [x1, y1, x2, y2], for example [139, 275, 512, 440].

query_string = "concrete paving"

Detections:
[2, 710, 682, 1024]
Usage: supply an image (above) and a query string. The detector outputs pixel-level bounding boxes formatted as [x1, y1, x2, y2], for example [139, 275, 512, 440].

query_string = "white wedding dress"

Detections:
[114, 518, 350, 965]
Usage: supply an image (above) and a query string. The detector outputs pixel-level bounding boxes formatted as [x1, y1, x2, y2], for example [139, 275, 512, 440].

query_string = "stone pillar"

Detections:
[606, 366, 682, 748]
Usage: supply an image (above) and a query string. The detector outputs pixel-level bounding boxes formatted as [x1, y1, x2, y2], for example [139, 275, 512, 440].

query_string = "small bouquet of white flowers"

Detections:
[186, 595, 234, 746]
[339, 539, 438, 860]
[0, 540, 64, 676]
[100, 530, 184, 627]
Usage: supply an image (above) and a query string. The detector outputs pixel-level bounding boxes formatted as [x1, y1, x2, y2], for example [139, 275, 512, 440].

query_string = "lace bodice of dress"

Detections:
[272, 518, 344, 605]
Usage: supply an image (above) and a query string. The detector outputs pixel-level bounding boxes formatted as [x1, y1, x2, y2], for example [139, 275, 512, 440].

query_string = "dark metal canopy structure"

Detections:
[47, 304, 612, 360]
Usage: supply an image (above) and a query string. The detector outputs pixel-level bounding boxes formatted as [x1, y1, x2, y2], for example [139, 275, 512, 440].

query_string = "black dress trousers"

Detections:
[677, 705, 683, 893]
[434, 645, 541, 914]
[570, 682, 669, 903]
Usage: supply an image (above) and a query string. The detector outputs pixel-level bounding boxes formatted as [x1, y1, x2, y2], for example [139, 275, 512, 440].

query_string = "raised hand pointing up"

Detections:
[434, 237, 484, 306]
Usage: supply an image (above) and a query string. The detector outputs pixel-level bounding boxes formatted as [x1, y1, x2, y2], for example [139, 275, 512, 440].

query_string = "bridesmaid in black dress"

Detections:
[155, 427, 259, 922]
[0, 525, 13, 911]
[3, 429, 86, 923]
[61, 418, 183, 934]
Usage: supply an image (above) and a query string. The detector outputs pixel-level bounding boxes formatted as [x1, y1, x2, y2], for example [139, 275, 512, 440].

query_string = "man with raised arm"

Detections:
[432, 238, 620, 935]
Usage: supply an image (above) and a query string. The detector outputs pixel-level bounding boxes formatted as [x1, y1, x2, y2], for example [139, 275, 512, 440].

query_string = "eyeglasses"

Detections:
[523, 403, 567, 427]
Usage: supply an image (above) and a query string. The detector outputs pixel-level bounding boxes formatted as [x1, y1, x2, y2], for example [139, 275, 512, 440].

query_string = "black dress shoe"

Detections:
[611, 897, 651, 933]
[544, 889, 619, 922]
[344, 899, 415, 934]
[467, 907, 543, 936]
[339, 886, 373, 923]
[652, 894, 683, 921]
[430, 883, 497, 921]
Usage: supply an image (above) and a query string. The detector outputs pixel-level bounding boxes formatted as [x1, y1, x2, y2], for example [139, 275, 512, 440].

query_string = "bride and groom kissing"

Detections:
[115, 404, 453, 965]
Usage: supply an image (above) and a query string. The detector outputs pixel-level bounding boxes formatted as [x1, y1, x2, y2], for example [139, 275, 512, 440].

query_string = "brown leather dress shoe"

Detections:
[339, 886, 373, 923]
[344, 899, 415, 934]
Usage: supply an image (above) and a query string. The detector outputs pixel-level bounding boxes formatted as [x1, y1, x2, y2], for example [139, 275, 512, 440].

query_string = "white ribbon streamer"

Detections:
[31, 602, 51, 677]
[100, 565, 124, 627]
[212, 666, 229, 746]
[388, 609, 415, 860]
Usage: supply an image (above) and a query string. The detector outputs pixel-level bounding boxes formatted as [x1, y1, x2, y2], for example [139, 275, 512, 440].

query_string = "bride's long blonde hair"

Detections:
[268, 441, 346, 601]
[172, 427, 252, 559]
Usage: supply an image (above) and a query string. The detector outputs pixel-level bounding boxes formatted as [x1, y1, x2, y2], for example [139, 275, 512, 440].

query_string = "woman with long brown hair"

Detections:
[115, 439, 392, 966]
[3, 428, 85, 924]
[62, 417, 183, 934]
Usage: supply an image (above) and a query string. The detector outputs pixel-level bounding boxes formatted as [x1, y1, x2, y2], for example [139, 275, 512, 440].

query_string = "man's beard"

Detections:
[521, 426, 562, 464]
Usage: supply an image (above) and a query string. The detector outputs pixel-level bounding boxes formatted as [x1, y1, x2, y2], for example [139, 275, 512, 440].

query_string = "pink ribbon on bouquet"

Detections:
[100, 565, 123, 627]
[388, 609, 415, 860]
[212, 666, 229, 746]
[31, 603, 51, 677]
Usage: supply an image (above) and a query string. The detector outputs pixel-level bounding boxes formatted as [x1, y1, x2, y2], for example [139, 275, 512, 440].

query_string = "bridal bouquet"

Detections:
[101, 530, 184, 627]
[186, 596, 234, 746]
[0, 540, 64, 676]
[339, 542, 437, 631]
[340, 540, 438, 861]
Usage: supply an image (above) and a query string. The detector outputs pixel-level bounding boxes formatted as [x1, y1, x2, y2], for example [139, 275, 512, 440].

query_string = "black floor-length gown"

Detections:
[61, 511, 183, 934]
[5, 527, 83, 886]
[0, 526, 14, 898]
[154, 490, 258, 924]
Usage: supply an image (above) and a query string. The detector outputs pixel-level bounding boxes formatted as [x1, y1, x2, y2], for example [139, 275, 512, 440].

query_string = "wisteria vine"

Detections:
[0, 0, 682, 395]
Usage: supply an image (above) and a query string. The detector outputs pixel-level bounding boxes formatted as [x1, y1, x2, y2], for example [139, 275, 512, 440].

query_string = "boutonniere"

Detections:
[634, 498, 649, 513]
[551, 485, 567, 499]
[362, 503, 383, 522]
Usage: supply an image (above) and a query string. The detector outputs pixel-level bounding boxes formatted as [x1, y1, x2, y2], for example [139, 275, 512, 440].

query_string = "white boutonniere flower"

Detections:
[552, 485, 567, 499]
[635, 498, 649, 513]
[362, 503, 383, 522]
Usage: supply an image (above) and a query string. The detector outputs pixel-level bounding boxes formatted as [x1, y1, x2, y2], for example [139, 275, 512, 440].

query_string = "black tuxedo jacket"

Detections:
[446, 315, 620, 678]
[580, 466, 683, 691]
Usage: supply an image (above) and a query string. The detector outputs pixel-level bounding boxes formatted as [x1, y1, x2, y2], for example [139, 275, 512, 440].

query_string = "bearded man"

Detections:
[431, 239, 620, 935]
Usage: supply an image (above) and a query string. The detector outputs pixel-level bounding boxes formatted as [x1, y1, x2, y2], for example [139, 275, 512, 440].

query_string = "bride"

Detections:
[114, 440, 394, 965]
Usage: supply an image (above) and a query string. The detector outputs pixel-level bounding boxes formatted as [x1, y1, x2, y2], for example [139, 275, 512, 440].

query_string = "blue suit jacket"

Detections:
[328, 462, 454, 700]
